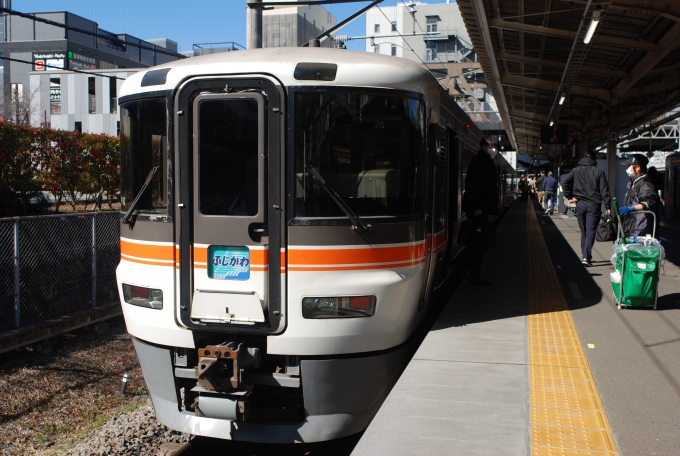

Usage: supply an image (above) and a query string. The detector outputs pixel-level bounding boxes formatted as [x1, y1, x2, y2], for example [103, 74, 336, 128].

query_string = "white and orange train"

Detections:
[116, 47, 516, 443]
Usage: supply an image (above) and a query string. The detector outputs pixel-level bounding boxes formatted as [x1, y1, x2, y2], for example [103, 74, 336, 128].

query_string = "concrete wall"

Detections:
[263, 4, 336, 47]
[29, 68, 138, 135]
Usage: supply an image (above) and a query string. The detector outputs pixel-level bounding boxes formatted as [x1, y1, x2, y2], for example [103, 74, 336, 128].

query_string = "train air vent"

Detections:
[294, 63, 337, 81]
[141, 68, 171, 87]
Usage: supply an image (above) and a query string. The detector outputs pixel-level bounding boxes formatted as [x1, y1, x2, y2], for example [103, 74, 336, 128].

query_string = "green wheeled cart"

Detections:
[610, 210, 660, 310]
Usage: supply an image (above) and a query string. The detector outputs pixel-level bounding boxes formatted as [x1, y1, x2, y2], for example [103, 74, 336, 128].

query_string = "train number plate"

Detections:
[208, 246, 250, 280]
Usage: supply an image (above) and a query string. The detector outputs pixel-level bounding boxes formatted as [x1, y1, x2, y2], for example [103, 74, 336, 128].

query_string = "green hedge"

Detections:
[0, 123, 120, 216]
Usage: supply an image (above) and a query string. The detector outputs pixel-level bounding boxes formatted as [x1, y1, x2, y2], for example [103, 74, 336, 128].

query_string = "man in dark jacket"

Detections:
[535, 171, 546, 209]
[460, 138, 498, 286]
[619, 154, 657, 236]
[542, 171, 558, 215]
[562, 152, 612, 266]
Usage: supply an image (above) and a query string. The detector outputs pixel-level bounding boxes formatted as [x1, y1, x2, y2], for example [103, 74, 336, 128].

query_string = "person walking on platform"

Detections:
[536, 171, 546, 209]
[562, 152, 612, 267]
[460, 138, 498, 286]
[542, 171, 558, 215]
[647, 166, 664, 199]
[619, 154, 658, 237]
[518, 175, 529, 203]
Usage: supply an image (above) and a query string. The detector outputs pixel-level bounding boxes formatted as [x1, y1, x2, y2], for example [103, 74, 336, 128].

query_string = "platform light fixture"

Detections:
[559, 93, 566, 105]
[550, 120, 554, 127]
[583, 11, 601, 44]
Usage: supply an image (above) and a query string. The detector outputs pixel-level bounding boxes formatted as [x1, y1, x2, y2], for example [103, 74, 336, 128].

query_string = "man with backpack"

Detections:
[562, 152, 612, 267]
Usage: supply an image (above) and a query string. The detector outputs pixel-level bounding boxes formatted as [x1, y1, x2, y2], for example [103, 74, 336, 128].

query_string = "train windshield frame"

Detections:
[290, 88, 426, 224]
[119, 96, 168, 214]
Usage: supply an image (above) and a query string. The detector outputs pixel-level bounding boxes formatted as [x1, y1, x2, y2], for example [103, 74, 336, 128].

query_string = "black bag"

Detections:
[595, 215, 617, 242]
[458, 219, 496, 248]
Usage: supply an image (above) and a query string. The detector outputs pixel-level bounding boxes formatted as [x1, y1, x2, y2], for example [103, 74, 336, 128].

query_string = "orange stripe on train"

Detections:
[122, 240, 426, 271]
[121, 240, 175, 262]
[287, 243, 425, 266]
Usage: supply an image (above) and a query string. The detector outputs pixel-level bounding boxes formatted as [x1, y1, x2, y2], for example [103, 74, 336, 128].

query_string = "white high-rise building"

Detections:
[364, 1, 469, 61]
[364, 2, 501, 127]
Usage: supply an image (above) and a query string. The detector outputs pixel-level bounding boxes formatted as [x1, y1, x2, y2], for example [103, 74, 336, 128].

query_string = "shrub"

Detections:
[0, 122, 120, 216]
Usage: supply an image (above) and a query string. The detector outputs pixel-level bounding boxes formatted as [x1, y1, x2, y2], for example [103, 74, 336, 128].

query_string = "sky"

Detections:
[14, 1, 452, 53]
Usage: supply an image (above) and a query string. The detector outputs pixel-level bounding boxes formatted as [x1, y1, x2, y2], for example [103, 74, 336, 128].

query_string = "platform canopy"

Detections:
[456, 0, 680, 159]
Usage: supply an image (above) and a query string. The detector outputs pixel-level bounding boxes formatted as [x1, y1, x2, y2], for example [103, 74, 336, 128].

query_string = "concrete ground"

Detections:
[352, 201, 530, 456]
[352, 201, 680, 456]
[543, 210, 680, 456]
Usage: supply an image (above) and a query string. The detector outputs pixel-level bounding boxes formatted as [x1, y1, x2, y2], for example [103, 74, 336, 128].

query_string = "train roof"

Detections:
[119, 47, 440, 100]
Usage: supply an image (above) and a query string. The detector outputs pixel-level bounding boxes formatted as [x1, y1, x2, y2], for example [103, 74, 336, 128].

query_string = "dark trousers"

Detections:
[464, 212, 487, 279]
[576, 201, 601, 261]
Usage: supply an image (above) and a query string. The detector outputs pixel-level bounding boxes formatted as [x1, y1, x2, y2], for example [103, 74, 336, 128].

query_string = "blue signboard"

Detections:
[208, 246, 250, 280]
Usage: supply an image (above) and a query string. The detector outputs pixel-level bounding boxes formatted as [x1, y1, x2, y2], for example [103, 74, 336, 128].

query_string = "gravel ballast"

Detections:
[64, 398, 189, 456]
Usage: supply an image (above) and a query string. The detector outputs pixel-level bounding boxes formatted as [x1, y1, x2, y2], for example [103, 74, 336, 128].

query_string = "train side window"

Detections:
[120, 98, 168, 213]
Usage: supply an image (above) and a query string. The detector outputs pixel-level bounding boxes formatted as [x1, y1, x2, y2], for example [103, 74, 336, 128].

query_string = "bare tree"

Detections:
[0, 82, 43, 126]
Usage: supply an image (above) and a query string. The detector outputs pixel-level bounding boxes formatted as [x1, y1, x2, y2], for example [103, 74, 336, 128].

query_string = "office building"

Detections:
[0, 4, 183, 128]
[263, 0, 336, 48]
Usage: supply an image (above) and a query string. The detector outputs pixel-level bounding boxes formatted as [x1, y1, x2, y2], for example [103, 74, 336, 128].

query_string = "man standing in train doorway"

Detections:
[459, 138, 498, 286]
[562, 151, 612, 267]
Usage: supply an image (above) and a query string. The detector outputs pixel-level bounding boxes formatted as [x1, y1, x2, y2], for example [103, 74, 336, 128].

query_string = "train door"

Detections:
[418, 121, 438, 309]
[431, 125, 450, 284]
[176, 78, 284, 333]
[443, 127, 461, 264]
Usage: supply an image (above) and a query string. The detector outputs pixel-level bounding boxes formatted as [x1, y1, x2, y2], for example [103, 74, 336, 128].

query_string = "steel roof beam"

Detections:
[501, 74, 611, 105]
[612, 22, 680, 103]
[570, 0, 680, 23]
[487, 18, 656, 52]
[467, 0, 518, 150]
[498, 52, 630, 81]
[620, 80, 680, 104]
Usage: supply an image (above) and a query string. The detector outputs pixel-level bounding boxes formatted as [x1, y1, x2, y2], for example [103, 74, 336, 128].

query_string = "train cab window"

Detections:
[120, 98, 167, 213]
[197, 98, 259, 216]
[294, 91, 425, 220]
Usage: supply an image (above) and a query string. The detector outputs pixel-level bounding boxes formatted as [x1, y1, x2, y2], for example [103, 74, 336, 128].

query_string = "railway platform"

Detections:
[352, 200, 680, 456]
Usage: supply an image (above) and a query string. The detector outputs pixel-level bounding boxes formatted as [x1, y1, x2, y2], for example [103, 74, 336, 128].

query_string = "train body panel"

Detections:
[115, 48, 516, 442]
[665, 152, 680, 219]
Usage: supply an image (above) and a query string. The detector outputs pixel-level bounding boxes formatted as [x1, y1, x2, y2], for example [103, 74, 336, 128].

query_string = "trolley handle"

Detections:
[617, 209, 657, 241]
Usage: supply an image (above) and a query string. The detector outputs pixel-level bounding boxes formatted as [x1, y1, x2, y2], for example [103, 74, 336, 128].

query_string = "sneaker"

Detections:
[544, 209, 550, 214]
[581, 258, 592, 267]
[468, 278, 493, 286]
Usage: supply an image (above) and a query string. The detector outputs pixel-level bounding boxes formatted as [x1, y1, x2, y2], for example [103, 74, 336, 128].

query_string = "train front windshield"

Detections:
[294, 92, 425, 220]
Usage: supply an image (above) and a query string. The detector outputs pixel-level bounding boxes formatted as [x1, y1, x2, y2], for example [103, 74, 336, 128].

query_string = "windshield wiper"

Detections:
[306, 166, 371, 231]
[122, 166, 159, 227]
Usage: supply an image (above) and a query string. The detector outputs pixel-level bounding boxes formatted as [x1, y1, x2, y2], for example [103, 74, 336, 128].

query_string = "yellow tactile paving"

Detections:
[532, 407, 611, 430]
[526, 205, 619, 456]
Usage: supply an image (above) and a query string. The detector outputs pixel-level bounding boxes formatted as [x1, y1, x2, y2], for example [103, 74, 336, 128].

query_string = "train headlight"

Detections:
[122, 284, 163, 310]
[302, 296, 376, 319]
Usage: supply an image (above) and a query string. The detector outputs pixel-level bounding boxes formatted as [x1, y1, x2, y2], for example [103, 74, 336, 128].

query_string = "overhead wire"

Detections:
[375, 1, 471, 106]
[394, 0, 475, 104]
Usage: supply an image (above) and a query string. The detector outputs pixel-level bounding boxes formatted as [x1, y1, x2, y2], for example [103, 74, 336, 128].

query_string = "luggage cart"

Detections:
[611, 211, 660, 310]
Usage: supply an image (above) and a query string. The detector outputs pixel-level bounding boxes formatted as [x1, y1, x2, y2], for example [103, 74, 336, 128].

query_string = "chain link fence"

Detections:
[0, 213, 120, 332]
